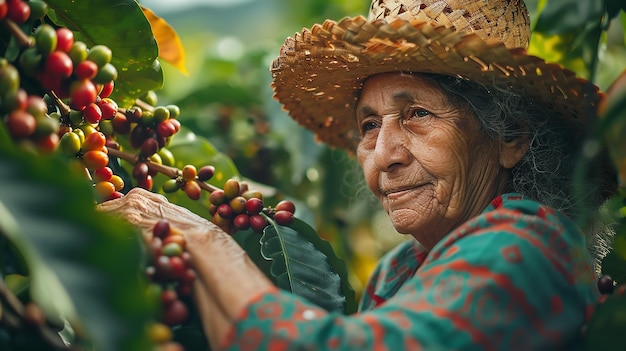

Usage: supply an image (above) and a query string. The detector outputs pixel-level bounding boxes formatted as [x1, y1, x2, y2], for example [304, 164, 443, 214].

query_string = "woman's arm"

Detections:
[97, 188, 275, 346]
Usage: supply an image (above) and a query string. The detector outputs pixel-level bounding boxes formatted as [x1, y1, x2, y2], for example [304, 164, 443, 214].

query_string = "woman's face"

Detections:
[356, 73, 512, 249]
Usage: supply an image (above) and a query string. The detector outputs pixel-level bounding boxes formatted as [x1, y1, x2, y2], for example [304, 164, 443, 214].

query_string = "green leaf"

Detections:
[584, 292, 626, 350]
[45, 0, 163, 107]
[534, 0, 604, 35]
[260, 218, 357, 313]
[0, 150, 154, 351]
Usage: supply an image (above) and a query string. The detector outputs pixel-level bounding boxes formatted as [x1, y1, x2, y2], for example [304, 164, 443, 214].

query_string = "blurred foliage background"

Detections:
[139, 0, 626, 298]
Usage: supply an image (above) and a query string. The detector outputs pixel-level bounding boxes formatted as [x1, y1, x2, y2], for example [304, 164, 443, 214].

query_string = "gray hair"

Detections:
[421, 73, 616, 271]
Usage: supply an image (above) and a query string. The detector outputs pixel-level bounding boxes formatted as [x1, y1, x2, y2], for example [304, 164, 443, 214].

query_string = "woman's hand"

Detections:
[96, 187, 276, 347]
[96, 187, 217, 242]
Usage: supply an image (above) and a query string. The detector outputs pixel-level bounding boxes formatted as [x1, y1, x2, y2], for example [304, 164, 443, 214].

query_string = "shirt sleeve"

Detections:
[219, 199, 599, 351]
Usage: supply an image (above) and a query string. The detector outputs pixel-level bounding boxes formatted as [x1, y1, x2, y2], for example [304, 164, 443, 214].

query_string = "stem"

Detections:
[134, 99, 154, 112]
[1, 19, 33, 48]
[107, 148, 220, 192]
[49, 90, 71, 117]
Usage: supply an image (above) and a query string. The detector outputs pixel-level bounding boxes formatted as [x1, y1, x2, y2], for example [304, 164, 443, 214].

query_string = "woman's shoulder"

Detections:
[426, 192, 597, 288]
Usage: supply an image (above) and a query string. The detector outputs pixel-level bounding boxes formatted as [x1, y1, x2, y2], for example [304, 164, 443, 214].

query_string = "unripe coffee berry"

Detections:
[223, 178, 240, 199]
[182, 165, 197, 181]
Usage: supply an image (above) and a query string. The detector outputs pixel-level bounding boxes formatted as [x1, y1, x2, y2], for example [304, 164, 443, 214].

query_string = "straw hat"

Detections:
[270, 0, 601, 152]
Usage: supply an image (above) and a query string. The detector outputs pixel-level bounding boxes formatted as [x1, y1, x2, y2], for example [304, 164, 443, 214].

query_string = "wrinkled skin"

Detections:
[356, 73, 528, 249]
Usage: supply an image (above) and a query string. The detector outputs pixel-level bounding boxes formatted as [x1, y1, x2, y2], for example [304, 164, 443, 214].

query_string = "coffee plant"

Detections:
[0, 0, 625, 350]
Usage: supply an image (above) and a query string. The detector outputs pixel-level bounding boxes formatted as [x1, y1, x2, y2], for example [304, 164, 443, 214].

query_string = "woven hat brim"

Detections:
[271, 15, 600, 152]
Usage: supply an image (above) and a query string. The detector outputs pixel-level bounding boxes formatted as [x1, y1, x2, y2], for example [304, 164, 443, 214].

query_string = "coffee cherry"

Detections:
[93, 166, 113, 182]
[94, 62, 118, 84]
[34, 24, 57, 55]
[132, 162, 149, 180]
[59, 130, 82, 155]
[140, 137, 159, 158]
[233, 214, 250, 231]
[0, 0, 7, 19]
[197, 165, 215, 181]
[26, 95, 48, 119]
[141, 90, 158, 106]
[249, 214, 268, 233]
[6, 110, 36, 137]
[209, 189, 226, 205]
[82, 150, 109, 170]
[161, 289, 178, 306]
[45, 51, 73, 78]
[81, 131, 106, 151]
[97, 98, 117, 119]
[182, 165, 197, 181]
[2, 88, 27, 112]
[242, 190, 263, 200]
[75, 60, 98, 80]
[162, 234, 185, 249]
[147, 323, 173, 344]
[55, 27, 74, 52]
[99, 80, 114, 98]
[94, 181, 115, 199]
[18, 47, 42, 78]
[112, 112, 130, 134]
[245, 197, 264, 215]
[27, 0, 48, 21]
[229, 196, 247, 214]
[275, 200, 296, 214]
[168, 256, 186, 279]
[69, 79, 97, 110]
[137, 174, 153, 190]
[223, 178, 240, 199]
[157, 120, 176, 138]
[273, 210, 294, 226]
[109, 175, 124, 191]
[162, 243, 183, 257]
[82, 103, 102, 124]
[162, 178, 180, 193]
[156, 147, 174, 167]
[153, 220, 171, 240]
[7, 0, 30, 23]
[598, 275, 615, 294]
[68, 41, 88, 64]
[153, 106, 170, 123]
[183, 180, 201, 200]
[217, 203, 233, 219]
[87, 45, 112, 68]
[162, 299, 189, 326]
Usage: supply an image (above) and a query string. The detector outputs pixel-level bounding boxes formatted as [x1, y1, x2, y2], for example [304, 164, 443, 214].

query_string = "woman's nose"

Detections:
[373, 120, 410, 172]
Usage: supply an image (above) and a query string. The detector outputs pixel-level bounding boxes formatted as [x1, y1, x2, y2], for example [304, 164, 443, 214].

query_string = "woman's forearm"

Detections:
[185, 229, 275, 341]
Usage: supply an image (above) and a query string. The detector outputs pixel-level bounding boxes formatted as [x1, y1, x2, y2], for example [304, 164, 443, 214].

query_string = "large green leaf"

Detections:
[260, 218, 356, 313]
[0, 150, 154, 351]
[45, 0, 163, 107]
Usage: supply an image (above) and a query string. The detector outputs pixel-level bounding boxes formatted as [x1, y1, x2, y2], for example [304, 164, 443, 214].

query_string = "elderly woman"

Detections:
[100, 0, 617, 350]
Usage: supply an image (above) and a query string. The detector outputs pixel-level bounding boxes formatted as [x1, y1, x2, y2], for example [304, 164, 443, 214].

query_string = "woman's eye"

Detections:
[410, 108, 430, 118]
[360, 120, 379, 133]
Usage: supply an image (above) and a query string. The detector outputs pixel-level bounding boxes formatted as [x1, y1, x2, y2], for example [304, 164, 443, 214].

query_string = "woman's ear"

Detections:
[499, 134, 530, 169]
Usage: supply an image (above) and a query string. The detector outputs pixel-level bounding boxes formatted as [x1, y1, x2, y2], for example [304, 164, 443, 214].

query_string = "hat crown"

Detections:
[368, 0, 530, 48]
